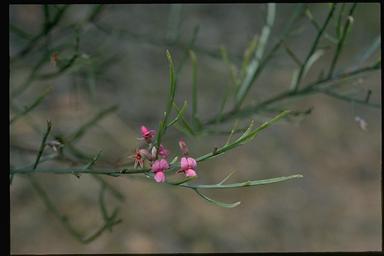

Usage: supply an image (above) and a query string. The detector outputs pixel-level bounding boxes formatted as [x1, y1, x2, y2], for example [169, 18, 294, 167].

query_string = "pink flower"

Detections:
[129, 149, 144, 168]
[151, 159, 169, 183]
[178, 156, 197, 177]
[140, 125, 156, 143]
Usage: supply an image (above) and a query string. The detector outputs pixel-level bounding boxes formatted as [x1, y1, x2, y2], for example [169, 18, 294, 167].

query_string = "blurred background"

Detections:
[10, 3, 381, 253]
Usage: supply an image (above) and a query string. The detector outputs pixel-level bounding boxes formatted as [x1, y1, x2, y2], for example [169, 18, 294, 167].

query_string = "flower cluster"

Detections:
[130, 125, 198, 183]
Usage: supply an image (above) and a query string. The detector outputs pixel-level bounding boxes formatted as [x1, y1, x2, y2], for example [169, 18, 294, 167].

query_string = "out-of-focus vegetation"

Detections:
[10, 4, 381, 253]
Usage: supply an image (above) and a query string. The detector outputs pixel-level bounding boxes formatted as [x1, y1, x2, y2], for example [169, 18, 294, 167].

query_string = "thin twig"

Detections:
[33, 121, 52, 170]
[327, 3, 357, 78]
[292, 3, 337, 91]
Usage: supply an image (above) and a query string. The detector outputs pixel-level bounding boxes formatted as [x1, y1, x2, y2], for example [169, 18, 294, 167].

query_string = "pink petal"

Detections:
[154, 171, 166, 183]
[138, 159, 144, 168]
[187, 157, 197, 169]
[151, 160, 161, 172]
[180, 157, 188, 170]
[141, 126, 148, 136]
[159, 159, 169, 170]
[185, 169, 197, 177]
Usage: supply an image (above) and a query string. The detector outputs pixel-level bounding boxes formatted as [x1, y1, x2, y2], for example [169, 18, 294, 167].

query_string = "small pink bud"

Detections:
[140, 125, 156, 143]
[179, 139, 189, 155]
[158, 144, 169, 159]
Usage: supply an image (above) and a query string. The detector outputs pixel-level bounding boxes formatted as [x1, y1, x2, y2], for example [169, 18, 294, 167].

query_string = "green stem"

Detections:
[327, 3, 357, 79]
[235, 3, 276, 109]
[292, 3, 337, 91]
[27, 175, 121, 244]
[179, 174, 303, 189]
[11, 5, 69, 60]
[204, 63, 379, 126]
[10, 87, 52, 125]
[33, 121, 52, 170]
[11, 167, 150, 176]
[155, 50, 177, 157]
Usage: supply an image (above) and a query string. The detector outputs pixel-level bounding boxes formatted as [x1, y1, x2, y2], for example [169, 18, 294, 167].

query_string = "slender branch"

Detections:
[27, 175, 122, 244]
[315, 88, 380, 108]
[155, 50, 177, 157]
[11, 5, 69, 60]
[205, 63, 380, 126]
[10, 86, 52, 124]
[67, 105, 118, 143]
[235, 3, 276, 109]
[179, 174, 303, 189]
[327, 3, 357, 78]
[189, 50, 198, 122]
[93, 21, 236, 62]
[11, 167, 150, 176]
[292, 3, 337, 91]
[33, 121, 52, 170]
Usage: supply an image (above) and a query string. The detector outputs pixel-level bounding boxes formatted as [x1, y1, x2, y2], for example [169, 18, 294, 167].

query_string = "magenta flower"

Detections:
[151, 159, 169, 183]
[178, 156, 197, 177]
[140, 125, 156, 143]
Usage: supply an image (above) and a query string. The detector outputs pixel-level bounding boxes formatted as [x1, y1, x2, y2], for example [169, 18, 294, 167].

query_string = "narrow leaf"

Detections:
[183, 174, 303, 189]
[194, 189, 241, 208]
[303, 49, 325, 77]
[172, 102, 195, 136]
[167, 101, 187, 128]
[155, 50, 177, 155]
[235, 3, 276, 108]
[218, 170, 237, 185]
[68, 105, 118, 143]
[189, 50, 198, 121]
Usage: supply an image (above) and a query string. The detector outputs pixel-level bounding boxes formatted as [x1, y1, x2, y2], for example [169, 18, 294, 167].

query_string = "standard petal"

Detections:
[141, 126, 148, 136]
[180, 157, 188, 170]
[159, 159, 169, 169]
[151, 160, 160, 172]
[187, 157, 197, 169]
[138, 159, 144, 168]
